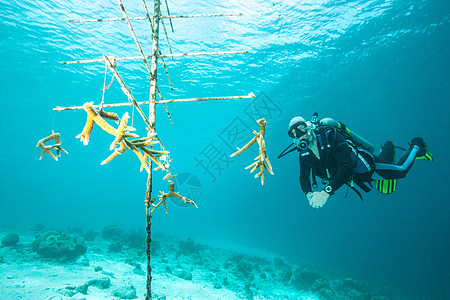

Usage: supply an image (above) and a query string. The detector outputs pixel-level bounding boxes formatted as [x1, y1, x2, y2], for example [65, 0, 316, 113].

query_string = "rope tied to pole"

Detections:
[100, 59, 115, 111]
[100, 62, 108, 110]
[51, 110, 56, 132]
[144, 196, 154, 299]
[251, 93, 258, 123]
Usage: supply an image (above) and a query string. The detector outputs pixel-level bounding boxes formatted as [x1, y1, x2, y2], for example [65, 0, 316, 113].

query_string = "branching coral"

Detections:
[76, 102, 173, 177]
[230, 118, 273, 185]
[152, 181, 198, 213]
[102, 134, 169, 174]
[36, 132, 69, 161]
[109, 111, 136, 150]
[76, 102, 137, 145]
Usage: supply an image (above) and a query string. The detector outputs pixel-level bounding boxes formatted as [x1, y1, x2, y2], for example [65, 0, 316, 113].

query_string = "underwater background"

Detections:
[0, 0, 449, 298]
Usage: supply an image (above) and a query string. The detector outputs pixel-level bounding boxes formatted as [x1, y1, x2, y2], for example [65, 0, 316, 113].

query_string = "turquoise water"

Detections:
[0, 0, 449, 298]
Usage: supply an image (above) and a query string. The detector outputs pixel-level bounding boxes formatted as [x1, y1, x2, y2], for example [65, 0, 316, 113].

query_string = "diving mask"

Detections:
[288, 120, 311, 138]
[290, 126, 307, 139]
[289, 120, 316, 137]
[292, 121, 314, 150]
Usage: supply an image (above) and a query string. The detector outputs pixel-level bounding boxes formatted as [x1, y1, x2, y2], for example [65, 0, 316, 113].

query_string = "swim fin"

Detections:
[415, 146, 433, 161]
[411, 137, 433, 162]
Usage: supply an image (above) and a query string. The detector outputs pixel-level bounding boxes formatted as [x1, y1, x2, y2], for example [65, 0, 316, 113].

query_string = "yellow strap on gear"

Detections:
[376, 179, 397, 194]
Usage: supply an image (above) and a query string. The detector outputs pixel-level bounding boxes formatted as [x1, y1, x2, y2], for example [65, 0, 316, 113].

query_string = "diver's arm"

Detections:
[299, 158, 313, 196]
[326, 134, 353, 194]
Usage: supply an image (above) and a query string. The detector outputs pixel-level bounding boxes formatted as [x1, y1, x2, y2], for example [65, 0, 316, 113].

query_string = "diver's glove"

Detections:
[309, 190, 330, 208]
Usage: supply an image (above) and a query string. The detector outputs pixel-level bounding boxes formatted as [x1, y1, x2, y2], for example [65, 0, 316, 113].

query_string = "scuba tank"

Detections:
[278, 113, 374, 158]
[319, 117, 374, 153]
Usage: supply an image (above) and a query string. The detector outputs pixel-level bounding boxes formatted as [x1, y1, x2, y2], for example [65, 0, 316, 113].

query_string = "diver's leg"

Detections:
[373, 147, 418, 179]
[375, 141, 395, 163]
[399, 137, 433, 162]
[372, 137, 431, 180]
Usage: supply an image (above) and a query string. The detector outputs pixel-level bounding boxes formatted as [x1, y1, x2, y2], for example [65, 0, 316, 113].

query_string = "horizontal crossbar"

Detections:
[60, 51, 249, 65]
[68, 13, 243, 23]
[53, 93, 255, 111]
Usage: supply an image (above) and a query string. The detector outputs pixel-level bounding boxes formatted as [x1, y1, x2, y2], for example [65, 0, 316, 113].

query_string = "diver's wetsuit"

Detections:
[373, 146, 421, 180]
[299, 128, 426, 196]
[299, 129, 353, 195]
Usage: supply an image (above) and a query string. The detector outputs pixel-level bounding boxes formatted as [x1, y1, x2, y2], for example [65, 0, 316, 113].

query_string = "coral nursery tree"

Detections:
[51, 0, 254, 298]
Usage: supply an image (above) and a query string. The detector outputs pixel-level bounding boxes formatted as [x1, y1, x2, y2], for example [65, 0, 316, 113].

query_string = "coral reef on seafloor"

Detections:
[31, 231, 87, 262]
[84, 230, 98, 242]
[101, 225, 123, 240]
[1, 233, 19, 247]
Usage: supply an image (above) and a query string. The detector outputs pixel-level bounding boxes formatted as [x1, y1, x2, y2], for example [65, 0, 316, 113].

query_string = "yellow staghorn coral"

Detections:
[128, 135, 168, 172]
[101, 140, 129, 165]
[76, 115, 95, 145]
[79, 104, 171, 177]
[82, 102, 118, 136]
[163, 173, 177, 180]
[140, 147, 166, 171]
[110, 112, 138, 150]
[98, 110, 120, 123]
[152, 181, 198, 213]
[131, 148, 150, 173]
[102, 134, 170, 176]
[36, 132, 69, 161]
[230, 118, 273, 185]
[78, 102, 138, 147]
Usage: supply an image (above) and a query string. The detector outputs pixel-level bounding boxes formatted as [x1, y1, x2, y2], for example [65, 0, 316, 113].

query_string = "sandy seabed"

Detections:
[0, 226, 395, 299]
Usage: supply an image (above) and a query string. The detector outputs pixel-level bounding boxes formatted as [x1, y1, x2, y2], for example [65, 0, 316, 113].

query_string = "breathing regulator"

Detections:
[293, 112, 319, 150]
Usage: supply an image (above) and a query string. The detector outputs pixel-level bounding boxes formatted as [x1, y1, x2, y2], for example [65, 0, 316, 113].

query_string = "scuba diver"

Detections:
[278, 113, 433, 208]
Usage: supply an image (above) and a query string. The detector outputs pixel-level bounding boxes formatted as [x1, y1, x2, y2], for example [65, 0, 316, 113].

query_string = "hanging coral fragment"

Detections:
[98, 110, 120, 123]
[152, 181, 198, 213]
[102, 134, 170, 175]
[75, 102, 170, 175]
[36, 132, 69, 161]
[76, 102, 137, 145]
[109, 111, 137, 150]
[76, 115, 95, 145]
[230, 118, 273, 185]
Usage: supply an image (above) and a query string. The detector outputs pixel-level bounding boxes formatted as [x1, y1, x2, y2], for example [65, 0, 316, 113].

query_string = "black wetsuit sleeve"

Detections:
[299, 156, 312, 195]
[327, 133, 353, 193]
